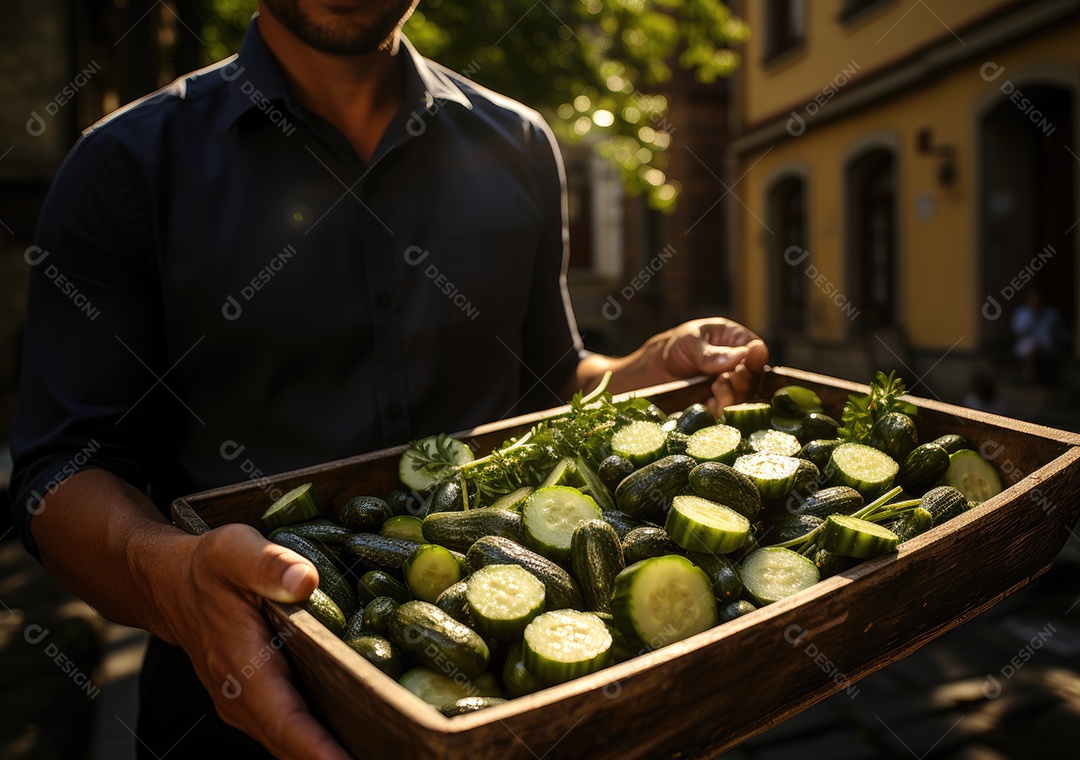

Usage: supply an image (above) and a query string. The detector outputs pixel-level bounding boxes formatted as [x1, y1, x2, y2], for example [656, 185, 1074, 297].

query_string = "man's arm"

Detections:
[567, 318, 770, 415]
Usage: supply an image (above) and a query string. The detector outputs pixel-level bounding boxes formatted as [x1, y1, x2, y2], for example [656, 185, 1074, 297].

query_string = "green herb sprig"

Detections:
[838, 370, 917, 443]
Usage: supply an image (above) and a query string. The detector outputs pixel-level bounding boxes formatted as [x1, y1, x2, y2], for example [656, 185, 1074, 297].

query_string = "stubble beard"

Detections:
[261, 0, 419, 55]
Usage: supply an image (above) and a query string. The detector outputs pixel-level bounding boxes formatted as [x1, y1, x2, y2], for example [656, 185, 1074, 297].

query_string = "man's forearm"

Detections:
[29, 468, 196, 645]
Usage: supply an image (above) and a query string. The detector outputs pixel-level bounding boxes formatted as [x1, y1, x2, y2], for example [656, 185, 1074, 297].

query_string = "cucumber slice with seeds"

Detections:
[821, 514, 899, 558]
[403, 544, 465, 603]
[399, 435, 474, 492]
[523, 610, 612, 686]
[685, 425, 743, 464]
[610, 554, 718, 650]
[611, 421, 669, 466]
[942, 449, 1003, 502]
[664, 495, 750, 555]
[748, 429, 801, 457]
[741, 547, 820, 605]
[466, 564, 546, 641]
[380, 515, 426, 543]
[826, 442, 899, 499]
[522, 486, 602, 563]
[261, 482, 321, 530]
[722, 402, 773, 435]
[733, 453, 801, 500]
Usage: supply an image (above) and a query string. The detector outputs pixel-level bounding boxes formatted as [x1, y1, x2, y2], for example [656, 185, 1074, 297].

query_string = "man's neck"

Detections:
[257, 11, 405, 163]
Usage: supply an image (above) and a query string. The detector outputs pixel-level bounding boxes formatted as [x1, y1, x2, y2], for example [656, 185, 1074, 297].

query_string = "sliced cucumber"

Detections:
[942, 449, 1003, 502]
[740, 547, 820, 605]
[541, 457, 580, 488]
[685, 425, 743, 464]
[573, 456, 617, 512]
[748, 429, 801, 457]
[261, 482, 322, 530]
[722, 402, 773, 435]
[821, 515, 899, 558]
[380, 515, 426, 543]
[521, 486, 602, 563]
[466, 564, 546, 641]
[488, 486, 534, 512]
[664, 495, 750, 555]
[826, 442, 899, 499]
[610, 554, 718, 650]
[399, 435, 474, 492]
[398, 668, 502, 709]
[522, 610, 612, 686]
[403, 544, 465, 603]
[611, 421, 669, 467]
[733, 453, 801, 500]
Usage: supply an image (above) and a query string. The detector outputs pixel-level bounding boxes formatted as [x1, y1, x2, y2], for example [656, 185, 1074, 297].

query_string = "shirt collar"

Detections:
[219, 19, 471, 132]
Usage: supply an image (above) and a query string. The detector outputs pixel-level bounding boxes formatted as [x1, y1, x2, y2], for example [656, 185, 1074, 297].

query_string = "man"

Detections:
[10, 1, 767, 757]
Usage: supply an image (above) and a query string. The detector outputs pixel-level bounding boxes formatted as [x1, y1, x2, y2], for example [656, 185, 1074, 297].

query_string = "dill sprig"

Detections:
[838, 370, 917, 443]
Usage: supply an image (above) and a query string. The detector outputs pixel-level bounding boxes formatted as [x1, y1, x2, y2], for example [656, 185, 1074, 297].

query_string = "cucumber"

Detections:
[821, 515, 899, 559]
[422, 507, 523, 553]
[770, 415, 803, 437]
[540, 457, 581, 488]
[522, 610, 612, 686]
[733, 453, 801, 500]
[344, 533, 422, 571]
[261, 482, 322, 531]
[942, 449, 1003, 502]
[270, 519, 353, 546]
[273, 532, 359, 618]
[687, 462, 762, 520]
[717, 599, 757, 623]
[685, 551, 743, 604]
[622, 526, 682, 565]
[466, 536, 584, 611]
[798, 438, 843, 470]
[931, 433, 972, 455]
[441, 697, 508, 717]
[771, 385, 823, 417]
[611, 421, 669, 466]
[387, 489, 424, 517]
[398, 434, 474, 492]
[759, 514, 824, 545]
[888, 506, 934, 542]
[488, 486, 534, 512]
[675, 403, 716, 435]
[870, 412, 919, 463]
[740, 547, 820, 605]
[665, 430, 692, 456]
[569, 519, 625, 613]
[722, 402, 773, 435]
[434, 581, 474, 627]
[825, 442, 899, 499]
[921, 485, 969, 523]
[380, 515, 426, 543]
[361, 596, 399, 635]
[788, 485, 864, 518]
[664, 495, 750, 555]
[428, 478, 466, 515]
[600, 510, 650, 540]
[339, 496, 392, 532]
[345, 633, 405, 679]
[466, 564, 546, 641]
[748, 429, 801, 457]
[594, 611, 638, 663]
[502, 642, 545, 697]
[597, 455, 636, 493]
[572, 456, 617, 512]
[811, 548, 847, 579]
[398, 668, 502, 709]
[801, 412, 840, 442]
[897, 443, 950, 497]
[614, 454, 696, 519]
[357, 570, 410, 605]
[403, 544, 465, 603]
[389, 601, 490, 679]
[788, 458, 823, 499]
[685, 425, 744, 464]
[522, 486, 602, 563]
[305, 587, 347, 638]
[610, 555, 718, 650]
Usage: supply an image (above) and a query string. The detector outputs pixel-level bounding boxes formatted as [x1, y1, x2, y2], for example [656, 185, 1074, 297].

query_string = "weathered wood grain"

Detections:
[171, 367, 1080, 760]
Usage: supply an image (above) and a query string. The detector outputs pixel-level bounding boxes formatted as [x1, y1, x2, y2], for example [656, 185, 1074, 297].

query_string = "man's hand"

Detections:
[573, 317, 769, 415]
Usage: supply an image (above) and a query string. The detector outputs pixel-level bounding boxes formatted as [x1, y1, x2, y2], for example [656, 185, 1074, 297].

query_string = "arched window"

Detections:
[768, 175, 808, 331]
[847, 148, 897, 329]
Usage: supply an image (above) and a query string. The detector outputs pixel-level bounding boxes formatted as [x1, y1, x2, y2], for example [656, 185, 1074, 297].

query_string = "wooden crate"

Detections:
[172, 367, 1080, 759]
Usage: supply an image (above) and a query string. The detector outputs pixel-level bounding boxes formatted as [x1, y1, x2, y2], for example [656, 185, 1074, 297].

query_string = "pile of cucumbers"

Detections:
[260, 381, 1003, 716]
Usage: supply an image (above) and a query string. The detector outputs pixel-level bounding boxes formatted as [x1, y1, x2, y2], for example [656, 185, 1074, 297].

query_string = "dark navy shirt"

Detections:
[10, 22, 584, 557]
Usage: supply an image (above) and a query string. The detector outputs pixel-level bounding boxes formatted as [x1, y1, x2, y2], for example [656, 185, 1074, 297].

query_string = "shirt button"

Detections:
[388, 403, 403, 418]
[378, 292, 393, 308]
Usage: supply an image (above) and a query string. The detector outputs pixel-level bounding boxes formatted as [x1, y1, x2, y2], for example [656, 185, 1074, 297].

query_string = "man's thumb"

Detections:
[204, 523, 319, 603]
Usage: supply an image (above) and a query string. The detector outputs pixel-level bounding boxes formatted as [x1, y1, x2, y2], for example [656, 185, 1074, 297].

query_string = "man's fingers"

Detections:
[239, 667, 353, 760]
[696, 343, 749, 375]
[202, 523, 318, 604]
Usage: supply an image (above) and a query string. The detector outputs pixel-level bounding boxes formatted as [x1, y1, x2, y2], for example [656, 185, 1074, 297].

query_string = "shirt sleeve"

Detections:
[516, 114, 587, 410]
[9, 132, 166, 560]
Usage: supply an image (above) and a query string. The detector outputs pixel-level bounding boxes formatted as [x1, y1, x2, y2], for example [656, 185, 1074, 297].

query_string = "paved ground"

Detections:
[1, 531, 1078, 760]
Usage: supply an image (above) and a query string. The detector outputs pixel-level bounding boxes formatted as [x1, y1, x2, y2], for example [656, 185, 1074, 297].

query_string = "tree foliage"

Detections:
[201, 0, 748, 209]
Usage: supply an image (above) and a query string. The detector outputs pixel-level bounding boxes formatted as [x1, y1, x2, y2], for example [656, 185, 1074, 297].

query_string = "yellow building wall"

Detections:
[741, 0, 1017, 124]
[736, 20, 1080, 351]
